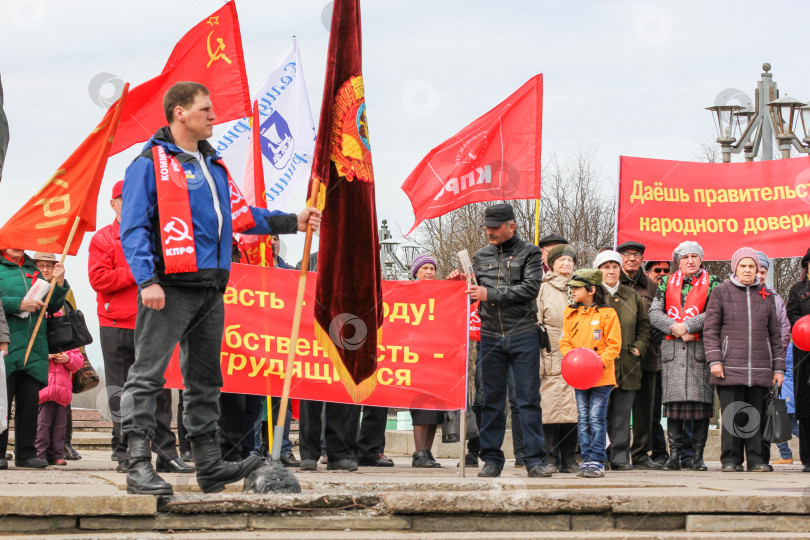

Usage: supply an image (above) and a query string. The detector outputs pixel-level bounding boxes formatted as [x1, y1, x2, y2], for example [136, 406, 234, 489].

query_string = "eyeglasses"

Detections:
[621, 251, 643, 259]
[650, 268, 669, 274]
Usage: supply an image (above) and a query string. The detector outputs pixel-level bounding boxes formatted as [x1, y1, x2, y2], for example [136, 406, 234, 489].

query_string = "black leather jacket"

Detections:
[473, 234, 543, 337]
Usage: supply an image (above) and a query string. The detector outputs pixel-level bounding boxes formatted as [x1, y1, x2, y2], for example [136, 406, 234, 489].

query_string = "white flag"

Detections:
[215, 38, 315, 212]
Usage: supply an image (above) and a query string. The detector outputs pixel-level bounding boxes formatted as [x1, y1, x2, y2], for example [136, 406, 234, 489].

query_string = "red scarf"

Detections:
[665, 269, 709, 340]
[153, 146, 256, 274]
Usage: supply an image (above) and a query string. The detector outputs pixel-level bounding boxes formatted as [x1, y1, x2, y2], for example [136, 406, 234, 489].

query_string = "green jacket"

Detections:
[604, 283, 651, 390]
[0, 254, 69, 384]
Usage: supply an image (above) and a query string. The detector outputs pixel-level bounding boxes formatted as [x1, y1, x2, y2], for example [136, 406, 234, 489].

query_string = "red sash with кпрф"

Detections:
[664, 269, 709, 341]
[153, 145, 255, 274]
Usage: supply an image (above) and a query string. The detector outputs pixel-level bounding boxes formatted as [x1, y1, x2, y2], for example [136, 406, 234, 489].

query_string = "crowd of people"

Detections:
[0, 83, 807, 492]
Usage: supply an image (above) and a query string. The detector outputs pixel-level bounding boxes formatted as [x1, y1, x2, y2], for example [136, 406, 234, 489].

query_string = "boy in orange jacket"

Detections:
[559, 269, 621, 478]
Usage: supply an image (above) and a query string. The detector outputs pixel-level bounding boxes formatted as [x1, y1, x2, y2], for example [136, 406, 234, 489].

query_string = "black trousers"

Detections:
[218, 393, 263, 461]
[356, 406, 387, 460]
[717, 385, 767, 467]
[177, 390, 189, 453]
[65, 404, 73, 444]
[299, 400, 359, 462]
[631, 370, 656, 464]
[607, 388, 636, 465]
[651, 371, 668, 460]
[0, 371, 43, 461]
[100, 326, 177, 463]
[543, 423, 578, 467]
[800, 419, 810, 467]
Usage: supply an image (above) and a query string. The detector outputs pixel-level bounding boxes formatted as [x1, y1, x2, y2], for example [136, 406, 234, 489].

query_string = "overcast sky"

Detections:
[2, 0, 809, 365]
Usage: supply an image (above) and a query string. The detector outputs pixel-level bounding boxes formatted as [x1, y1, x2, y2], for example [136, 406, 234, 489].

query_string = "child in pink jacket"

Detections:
[35, 349, 83, 465]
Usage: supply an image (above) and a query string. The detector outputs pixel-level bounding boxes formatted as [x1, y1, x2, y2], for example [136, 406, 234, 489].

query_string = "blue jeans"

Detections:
[575, 385, 612, 465]
[776, 413, 800, 459]
[479, 331, 547, 469]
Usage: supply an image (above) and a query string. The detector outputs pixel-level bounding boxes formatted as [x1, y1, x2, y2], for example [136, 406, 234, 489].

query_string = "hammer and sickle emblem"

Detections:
[164, 217, 193, 245]
[206, 30, 232, 68]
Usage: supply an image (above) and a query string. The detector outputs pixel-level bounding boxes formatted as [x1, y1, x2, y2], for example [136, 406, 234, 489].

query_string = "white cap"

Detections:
[593, 249, 622, 270]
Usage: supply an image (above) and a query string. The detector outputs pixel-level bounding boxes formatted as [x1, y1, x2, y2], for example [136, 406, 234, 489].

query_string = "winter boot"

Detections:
[190, 432, 262, 493]
[664, 419, 683, 471]
[690, 419, 709, 471]
[126, 435, 173, 495]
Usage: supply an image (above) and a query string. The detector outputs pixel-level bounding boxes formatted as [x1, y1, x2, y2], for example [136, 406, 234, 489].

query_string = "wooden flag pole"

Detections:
[271, 177, 321, 460]
[534, 199, 540, 246]
[459, 408, 467, 478]
[23, 215, 81, 366]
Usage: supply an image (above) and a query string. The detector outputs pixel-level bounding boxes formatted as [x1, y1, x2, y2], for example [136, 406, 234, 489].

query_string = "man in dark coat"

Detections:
[786, 247, 810, 473]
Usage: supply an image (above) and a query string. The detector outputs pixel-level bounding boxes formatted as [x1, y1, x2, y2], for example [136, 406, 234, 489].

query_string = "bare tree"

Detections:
[412, 146, 616, 274]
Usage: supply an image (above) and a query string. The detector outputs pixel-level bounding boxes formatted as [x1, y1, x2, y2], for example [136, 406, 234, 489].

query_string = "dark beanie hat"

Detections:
[547, 244, 577, 270]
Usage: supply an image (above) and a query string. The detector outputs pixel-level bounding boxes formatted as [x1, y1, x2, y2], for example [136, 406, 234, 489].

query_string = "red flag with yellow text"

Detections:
[306, 0, 383, 402]
[109, 2, 250, 155]
[402, 75, 543, 235]
[0, 87, 129, 254]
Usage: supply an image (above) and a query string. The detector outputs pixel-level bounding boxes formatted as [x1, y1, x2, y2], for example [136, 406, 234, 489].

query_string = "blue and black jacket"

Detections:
[121, 127, 298, 290]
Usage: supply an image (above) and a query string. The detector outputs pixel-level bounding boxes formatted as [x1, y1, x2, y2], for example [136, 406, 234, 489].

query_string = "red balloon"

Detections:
[792, 315, 810, 351]
[561, 348, 604, 390]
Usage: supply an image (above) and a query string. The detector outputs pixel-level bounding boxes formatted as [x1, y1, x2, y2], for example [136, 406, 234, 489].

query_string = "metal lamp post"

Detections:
[707, 63, 810, 162]
[378, 219, 420, 280]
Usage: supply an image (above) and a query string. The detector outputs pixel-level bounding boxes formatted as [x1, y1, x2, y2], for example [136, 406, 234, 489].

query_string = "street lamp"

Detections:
[706, 63, 810, 162]
[378, 219, 419, 280]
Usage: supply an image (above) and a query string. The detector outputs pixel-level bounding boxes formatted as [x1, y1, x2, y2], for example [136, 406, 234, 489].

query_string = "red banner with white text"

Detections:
[164, 264, 468, 410]
[617, 156, 810, 261]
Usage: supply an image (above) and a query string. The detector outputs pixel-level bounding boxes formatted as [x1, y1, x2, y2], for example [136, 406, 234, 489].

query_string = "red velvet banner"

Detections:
[164, 264, 469, 410]
[617, 156, 810, 261]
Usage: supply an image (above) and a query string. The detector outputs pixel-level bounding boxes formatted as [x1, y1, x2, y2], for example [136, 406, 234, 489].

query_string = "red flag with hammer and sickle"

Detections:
[110, 1, 250, 155]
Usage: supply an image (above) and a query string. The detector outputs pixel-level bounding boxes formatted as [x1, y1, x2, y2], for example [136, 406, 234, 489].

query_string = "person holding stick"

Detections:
[119, 81, 320, 495]
[0, 249, 64, 469]
[448, 203, 551, 478]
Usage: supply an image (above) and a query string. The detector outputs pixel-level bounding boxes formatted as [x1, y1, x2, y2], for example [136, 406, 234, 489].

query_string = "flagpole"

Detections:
[534, 199, 540, 245]
[271, 177, 321, 460]
[22, 216, 81, 366]
[22, 84, 129, 366]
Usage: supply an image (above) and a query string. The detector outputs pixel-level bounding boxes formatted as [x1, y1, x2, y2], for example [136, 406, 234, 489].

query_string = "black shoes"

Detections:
[722, 463, 745, 472]
[412, 450, 440, 468]
[610, 462, 633, 471]
[748, 463, 771, 472]
[190, 433, 262, 493]
[126, 436, 173, 495]
[279, 453, 300, 467]
[478, 463, 501, 477]
[15, 457, 47, 469]
[156, 457, 194, 473]
[299, 459, 317, 471]
[115, 461, 129, 473]
[527, 463, 553, 477]
[634, 459, 663, 470]
[803, 465, 810, 472]
[514, 454, 525, 468]
[326, 459, 358, 471]
[358, 452, 394, 467]
[64, 443, 82, 461]
[464, 452, 479, 467]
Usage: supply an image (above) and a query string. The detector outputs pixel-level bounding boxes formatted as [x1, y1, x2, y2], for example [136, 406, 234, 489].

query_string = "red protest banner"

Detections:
[164, 263, 468, 410]
[617, 156, 810, 261]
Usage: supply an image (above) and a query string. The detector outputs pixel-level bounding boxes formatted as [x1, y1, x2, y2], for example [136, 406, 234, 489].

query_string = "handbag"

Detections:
[763, 383, 792, 444]
[46, 302, 93, 354]
[441, 409, 479, 443]
[72, 351, 99, 394]
[537, 322, 551, 353]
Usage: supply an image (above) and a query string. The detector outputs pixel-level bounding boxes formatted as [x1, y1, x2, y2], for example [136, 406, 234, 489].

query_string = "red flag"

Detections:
[109, 2, 250, 155]
[0, 85, 129, 254]
[306, 0, 383, 402]
[402, 75, 543, 234]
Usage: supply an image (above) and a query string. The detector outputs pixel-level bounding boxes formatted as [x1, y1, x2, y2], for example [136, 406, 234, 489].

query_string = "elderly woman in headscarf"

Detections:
[536, 244, 579, 473]
[648, 241, 720, 471]
[408, 254, 444, 468]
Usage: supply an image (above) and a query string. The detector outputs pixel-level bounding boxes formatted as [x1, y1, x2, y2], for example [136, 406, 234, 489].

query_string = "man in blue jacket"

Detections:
[120, 81, 320, 495]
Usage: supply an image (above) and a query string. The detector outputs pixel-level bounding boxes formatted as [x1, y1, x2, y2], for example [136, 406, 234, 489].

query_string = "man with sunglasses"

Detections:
[646, 261, 671, 284]
[617, 241, 665, 470]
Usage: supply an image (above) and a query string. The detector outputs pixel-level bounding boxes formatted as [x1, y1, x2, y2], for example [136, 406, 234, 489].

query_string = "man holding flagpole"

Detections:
[120, 81, 320, 495]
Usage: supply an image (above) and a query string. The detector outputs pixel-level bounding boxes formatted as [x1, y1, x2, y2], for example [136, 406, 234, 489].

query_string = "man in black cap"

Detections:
[537, 233, 567, 273]
[617, 241, 664, 469]
[450, 203, 550, 478]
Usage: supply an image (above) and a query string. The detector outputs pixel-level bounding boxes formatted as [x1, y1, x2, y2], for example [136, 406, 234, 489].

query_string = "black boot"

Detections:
[126, 435, 173, 495]
[190, 432, 262, 493]
[664, 419, 683, 471]
[691, 419, 709, 471]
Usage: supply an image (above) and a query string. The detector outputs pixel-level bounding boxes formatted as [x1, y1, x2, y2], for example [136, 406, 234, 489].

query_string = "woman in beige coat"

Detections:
[536, 244, 579, 473]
